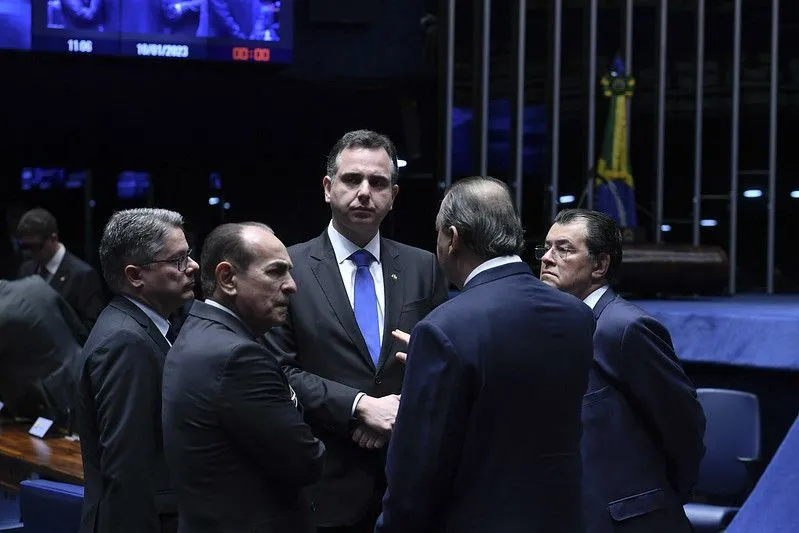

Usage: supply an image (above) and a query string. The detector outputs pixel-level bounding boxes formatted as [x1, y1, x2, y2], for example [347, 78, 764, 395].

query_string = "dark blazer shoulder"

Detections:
[63, 250, 95, 274]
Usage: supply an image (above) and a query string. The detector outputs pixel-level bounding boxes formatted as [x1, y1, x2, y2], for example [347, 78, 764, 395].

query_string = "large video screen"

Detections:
[0, 0, 292, 63]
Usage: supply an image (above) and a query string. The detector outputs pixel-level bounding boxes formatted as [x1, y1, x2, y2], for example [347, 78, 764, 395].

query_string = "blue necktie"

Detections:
[350, 250, 381, 366]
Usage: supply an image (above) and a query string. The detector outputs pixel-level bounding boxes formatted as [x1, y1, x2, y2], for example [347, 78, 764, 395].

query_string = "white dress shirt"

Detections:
[326, 222, 386, 416]
[463, 255, 524, 287]
[583, 285, 610, 309]
[124, 296, 171, 345]
[41, 242, 66, 283]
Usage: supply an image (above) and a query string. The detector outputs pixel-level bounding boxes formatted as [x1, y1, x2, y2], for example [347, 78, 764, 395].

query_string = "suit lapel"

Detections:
[49, 253, 70, 290]
[377, 239, 402, 372]
[592, 287, 617, 320]
[110, 296, 171, 355]
[309, 234, 374, 370]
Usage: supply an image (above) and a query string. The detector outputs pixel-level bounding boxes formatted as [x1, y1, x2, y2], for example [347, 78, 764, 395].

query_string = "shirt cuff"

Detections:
[351, 392, 366, 417]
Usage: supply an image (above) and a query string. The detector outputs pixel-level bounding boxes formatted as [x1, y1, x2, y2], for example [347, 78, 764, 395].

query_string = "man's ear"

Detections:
[591, 253, 611, 281]
[123, 264, 145, 289]
[215, 262, 237, 295]
[322, 176, 332, 204]
[447, 226, 459, 255]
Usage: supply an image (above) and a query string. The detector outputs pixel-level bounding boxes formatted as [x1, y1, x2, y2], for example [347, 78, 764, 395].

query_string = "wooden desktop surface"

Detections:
[0, 421, 83, 491]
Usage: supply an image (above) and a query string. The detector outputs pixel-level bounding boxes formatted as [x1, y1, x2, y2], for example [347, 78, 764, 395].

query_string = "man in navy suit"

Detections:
[539, 208, 706, 533]
[375, 177, 595, 533]
[263, 130, 447, 533]
[163, 223, 325, 532]
[17, 207, 106, 332]
[75, 208, 198, 533]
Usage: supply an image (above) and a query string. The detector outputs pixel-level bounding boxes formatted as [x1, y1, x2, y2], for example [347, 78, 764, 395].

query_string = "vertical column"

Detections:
[586, 0, 598, 209]
[654, 0, 668, 243]
[442, 0, 456, 190]
[511, 0, 527, 213]
[692, 0, 705, 247]
[549, 0, 563, 221]
[473, 0, 491, 177]
[729, 0, 742, 294]
[766, 0, 780, 293]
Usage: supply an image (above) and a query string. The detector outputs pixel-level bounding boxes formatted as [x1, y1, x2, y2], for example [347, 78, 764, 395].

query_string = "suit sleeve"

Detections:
[620, 317, 707, 500]
[220, 342, 325, 486]
[375, 321, 471, 533]
[89, 331, 161, 533]
[74, 268, 106, 332]
[263, 309, 362, 436]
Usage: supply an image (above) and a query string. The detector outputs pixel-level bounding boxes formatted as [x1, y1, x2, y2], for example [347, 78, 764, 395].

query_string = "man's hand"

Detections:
[351, 424, 387, 449]
[354, 394, 400, 435]
[392, 329, 410, 363]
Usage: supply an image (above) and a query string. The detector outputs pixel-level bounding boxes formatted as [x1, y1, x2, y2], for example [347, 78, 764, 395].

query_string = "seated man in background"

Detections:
[0, 275, 86, 426]
[539, 208, 706, 533]
[376, 177, 595, 533]
[16, 207, 106, 332]
[163, 222, 325, 533]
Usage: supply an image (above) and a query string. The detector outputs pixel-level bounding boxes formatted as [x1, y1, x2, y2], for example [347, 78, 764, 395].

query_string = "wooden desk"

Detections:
[0, 421, 83, 492]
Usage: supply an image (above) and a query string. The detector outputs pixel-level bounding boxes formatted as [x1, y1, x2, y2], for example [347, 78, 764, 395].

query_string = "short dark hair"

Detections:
[326, 129, 400, 185]
[436, 176, 525, 260]
[100, 208, 185, 293]
[553, 208, 623, 283]
[200, 222, 273, 297]
[16, 208, 58, 239]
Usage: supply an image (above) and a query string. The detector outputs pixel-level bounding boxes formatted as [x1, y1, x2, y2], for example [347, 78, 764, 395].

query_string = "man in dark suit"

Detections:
[0, 275, 86, 424]
[539, 208, 706, 533]
[263, 130, 448, 532]
[375, 177, 594, 533]
[17, 207, 106, 332]
[163, 222, 326, 533]
[75, 208, 199, 533]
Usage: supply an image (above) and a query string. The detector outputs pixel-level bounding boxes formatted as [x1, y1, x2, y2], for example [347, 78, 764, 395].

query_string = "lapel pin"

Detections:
[391, 273, 398, 281]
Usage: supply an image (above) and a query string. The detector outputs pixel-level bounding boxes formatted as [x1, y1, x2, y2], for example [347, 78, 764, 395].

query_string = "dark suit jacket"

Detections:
[162, 301, 326, 533]
[74, 295, 176, 533]
[19, 249, 106, 333]
[581, 288, 706, 533]
[263, 231, 447, 527]
[0, 276, 85, 422]
[375, 262, 595, 533]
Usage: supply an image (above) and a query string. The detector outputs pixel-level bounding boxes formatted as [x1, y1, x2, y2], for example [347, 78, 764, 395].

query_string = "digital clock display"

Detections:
[232, 47, 272, 62]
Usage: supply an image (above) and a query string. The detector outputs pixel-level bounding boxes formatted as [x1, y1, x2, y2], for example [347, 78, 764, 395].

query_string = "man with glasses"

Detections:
[16, 207, 106, 331]
[75, 208, 198, 533]
[538, 208, 705, 533]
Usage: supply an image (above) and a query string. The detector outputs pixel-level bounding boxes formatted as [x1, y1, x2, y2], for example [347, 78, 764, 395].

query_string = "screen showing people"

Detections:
[0, 0, 291, 62]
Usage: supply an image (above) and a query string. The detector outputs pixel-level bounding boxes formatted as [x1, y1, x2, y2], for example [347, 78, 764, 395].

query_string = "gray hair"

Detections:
[326, 129, 400, 185]
[99, 208, 184, 293]
[436, 176, 525, 260]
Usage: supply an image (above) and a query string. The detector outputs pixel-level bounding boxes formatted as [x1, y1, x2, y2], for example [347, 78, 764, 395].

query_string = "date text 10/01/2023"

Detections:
[66, 41, 271, 62]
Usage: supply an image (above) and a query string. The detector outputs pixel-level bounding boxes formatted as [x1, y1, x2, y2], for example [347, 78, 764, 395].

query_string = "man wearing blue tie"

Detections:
[263, 129, 448, 532]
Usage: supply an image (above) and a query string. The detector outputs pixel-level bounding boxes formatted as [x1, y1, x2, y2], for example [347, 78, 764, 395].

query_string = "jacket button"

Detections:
[375, 378, 383, 385]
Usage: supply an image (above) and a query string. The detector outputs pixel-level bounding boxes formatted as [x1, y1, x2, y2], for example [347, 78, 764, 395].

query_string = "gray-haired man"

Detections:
[74, 208, 199, 533]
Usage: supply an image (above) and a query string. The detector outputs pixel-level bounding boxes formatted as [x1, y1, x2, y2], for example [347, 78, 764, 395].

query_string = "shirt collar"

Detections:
[583, 285, 609, 309]
[204, 298, 241, 321]
[124, 295, 170, 339]
[463, 255, 524, 287]
[44, 243, 66, 276]
[327, 222, 381, 265]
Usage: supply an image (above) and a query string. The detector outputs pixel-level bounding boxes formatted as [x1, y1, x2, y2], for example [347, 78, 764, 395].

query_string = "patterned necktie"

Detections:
[350, 249, 380, 366]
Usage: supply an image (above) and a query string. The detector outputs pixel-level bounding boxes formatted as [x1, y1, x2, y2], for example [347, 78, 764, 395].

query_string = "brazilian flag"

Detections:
[595, 57, 637, 228]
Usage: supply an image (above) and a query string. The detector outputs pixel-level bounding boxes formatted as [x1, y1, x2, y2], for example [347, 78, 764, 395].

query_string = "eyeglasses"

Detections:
[534, 244, 579, 261]
[139, 249, 193, 272]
